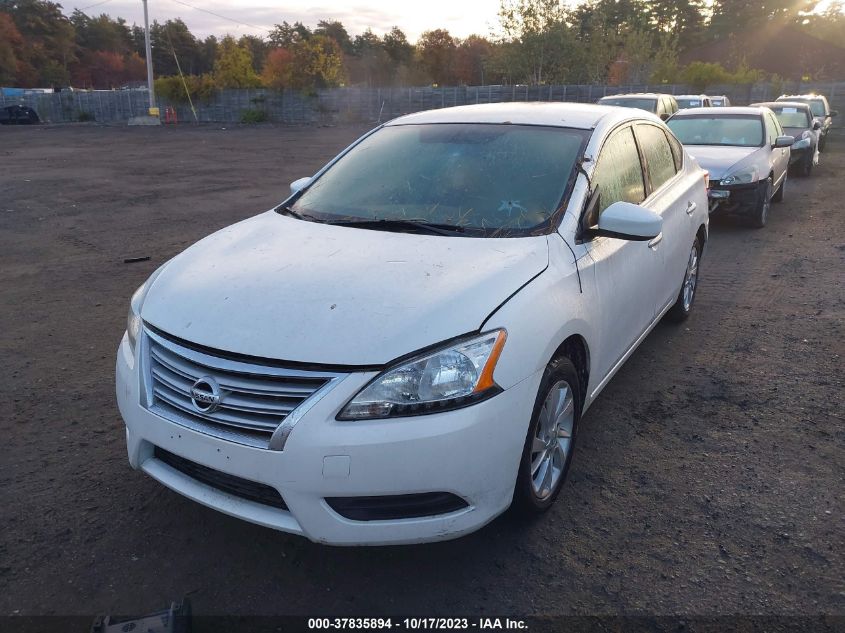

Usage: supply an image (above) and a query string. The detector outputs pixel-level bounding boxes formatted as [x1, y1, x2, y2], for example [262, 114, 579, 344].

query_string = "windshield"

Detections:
[667, 114, 763, 147]
[677, 98, 703, 109]
[599, 97, 657, 113]
[770, 106, 811, 129]
[288, 124, 587, 236]
[780, 97, 825, 117]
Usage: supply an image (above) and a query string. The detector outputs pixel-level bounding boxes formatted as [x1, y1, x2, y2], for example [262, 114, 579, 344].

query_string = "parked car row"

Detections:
[599, 92, 836, 227]
[116, 101, 712, 545]
[596, 92, 734, 118]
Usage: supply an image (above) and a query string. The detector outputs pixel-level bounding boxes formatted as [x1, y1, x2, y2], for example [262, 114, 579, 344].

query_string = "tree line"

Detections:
[1, 0, 843, 95]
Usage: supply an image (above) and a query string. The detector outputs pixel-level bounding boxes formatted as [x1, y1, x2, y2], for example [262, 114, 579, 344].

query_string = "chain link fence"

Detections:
[2, 80, 843, 125]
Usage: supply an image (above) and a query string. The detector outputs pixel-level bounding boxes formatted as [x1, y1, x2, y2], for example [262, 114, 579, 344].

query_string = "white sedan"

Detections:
[116, 102, 709, 545]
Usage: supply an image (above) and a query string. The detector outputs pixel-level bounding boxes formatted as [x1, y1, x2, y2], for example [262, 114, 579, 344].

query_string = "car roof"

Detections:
[670, 106, 767, 116]
[778, 94, 826, 101]
[386, 102, 657, 130]
[752, 101, 811, 110]
[598, 93, 669, 99]
[676, 94, 709, 99]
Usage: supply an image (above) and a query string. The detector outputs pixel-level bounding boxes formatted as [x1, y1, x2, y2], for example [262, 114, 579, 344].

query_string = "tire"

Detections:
[772, 173, 785, 203]
[666, 236, 702, 322]
[800, 153, 813, 177]
[749, 177, 772, 228]
[512, 356, 581, 515]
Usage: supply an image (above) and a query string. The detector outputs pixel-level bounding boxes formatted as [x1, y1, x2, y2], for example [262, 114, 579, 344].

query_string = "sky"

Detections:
[67, 0, 506, 41]
[66, 0, 842, 42]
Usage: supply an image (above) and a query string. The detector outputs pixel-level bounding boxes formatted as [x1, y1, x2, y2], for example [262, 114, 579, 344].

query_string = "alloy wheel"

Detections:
[530, 380, 575, 499]
[682, 244, 699, 312]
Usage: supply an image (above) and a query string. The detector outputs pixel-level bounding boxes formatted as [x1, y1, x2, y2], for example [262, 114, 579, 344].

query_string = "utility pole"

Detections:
[142, 0, 157, 116]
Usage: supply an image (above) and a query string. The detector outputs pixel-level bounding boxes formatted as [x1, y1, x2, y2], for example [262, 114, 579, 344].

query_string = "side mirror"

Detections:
[659, 112, 670, 121]
[596, 202, 662, 241]
[774, 135, 794, 148]
[830, 110, 838, 117]
[290, 176, 312, 194]
[813, 121, 822, 130]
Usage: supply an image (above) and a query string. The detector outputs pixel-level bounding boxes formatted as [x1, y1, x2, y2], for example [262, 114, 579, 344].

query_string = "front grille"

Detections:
[154, 446, 288, 510]
[325, 493, 469, 521]
[143, 327, 343, 449]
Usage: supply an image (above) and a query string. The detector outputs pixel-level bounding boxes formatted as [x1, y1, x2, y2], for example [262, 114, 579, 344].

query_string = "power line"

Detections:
[167, 0, 270, 33]
[75, 0, 114, 12]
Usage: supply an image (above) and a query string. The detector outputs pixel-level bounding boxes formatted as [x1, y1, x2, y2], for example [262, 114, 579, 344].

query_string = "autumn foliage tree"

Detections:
[0, 12, 25, 84]
[261, 47, 293, 88]
[213, 35, 261, 88]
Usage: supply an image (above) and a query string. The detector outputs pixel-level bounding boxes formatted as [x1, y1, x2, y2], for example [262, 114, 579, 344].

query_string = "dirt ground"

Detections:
[1, 123, 843, 621]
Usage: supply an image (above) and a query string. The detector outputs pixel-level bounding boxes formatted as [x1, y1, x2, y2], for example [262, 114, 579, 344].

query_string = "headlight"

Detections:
[126, 264, 167, 351]
[338, 330, 507, 420]
[720, 167, 758, 186]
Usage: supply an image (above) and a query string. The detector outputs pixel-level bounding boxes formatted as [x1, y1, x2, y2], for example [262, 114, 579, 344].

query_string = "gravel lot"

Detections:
[1, 123, 843, 621]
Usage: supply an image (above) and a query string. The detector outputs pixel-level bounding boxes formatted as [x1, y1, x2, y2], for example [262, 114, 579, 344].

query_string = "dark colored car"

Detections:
[0, 105, 40, 125]
[597, 93, 679, 120]
[752, 101, 819, 176]
[776, 94, 837, 151]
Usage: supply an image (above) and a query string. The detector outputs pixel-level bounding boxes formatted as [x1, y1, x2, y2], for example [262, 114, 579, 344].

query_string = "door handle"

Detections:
[686, 201, 697, 216]
[648, 233, 663, 249]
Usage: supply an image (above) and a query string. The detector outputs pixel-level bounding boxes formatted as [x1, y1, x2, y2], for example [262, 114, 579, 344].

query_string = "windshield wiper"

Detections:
[325, 218, 467, 236]
[278, 205, 327, 223]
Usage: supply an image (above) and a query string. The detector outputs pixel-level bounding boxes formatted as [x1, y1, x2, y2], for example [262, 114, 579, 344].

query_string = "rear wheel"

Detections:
[749, 177, 772, 229]
[513, 357, 581, 514]
[666, 236, 702, 322]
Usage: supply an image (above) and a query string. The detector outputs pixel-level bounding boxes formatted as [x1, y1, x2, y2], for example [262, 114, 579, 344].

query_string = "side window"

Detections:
[769, 112, 783, 136]
[763, 114, 776, 145]
[666, 130, 684, 171]
[636, 124, 678, 192]
[591, 127, 646, 216]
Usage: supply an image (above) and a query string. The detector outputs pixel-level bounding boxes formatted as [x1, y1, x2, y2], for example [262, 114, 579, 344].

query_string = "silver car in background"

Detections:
[710, 96, 731, 107]
[597, 93, 679, 120]
[667, 107, 793, 228]
[676, 95, 712, 109]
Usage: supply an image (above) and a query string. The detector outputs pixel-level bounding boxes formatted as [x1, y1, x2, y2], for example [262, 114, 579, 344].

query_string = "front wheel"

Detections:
[512, 357, 581, 514]
[749, 177, 772, 228]
[666, 236, 702, 322]
[800, 153, 814, 177]
[772, 173, 786, 203]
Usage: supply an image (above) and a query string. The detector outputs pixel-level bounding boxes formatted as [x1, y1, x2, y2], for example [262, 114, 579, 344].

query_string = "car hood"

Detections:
[685, 145, 761, 181]
[141, 211, 549, 366]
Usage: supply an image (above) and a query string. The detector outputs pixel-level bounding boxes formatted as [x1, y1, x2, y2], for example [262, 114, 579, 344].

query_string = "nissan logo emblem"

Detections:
[190, 376, 221, 413]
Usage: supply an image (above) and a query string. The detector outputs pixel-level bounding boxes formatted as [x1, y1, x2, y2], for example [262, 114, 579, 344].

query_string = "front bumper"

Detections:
[116, 333, 540, 545]
[708, 181, 759, 214]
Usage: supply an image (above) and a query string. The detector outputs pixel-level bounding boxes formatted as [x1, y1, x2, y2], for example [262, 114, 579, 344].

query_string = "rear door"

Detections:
[634, 123, 702, 311]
